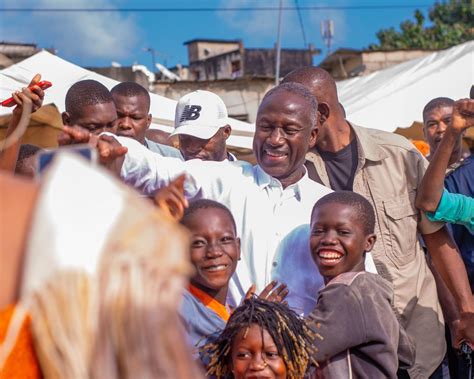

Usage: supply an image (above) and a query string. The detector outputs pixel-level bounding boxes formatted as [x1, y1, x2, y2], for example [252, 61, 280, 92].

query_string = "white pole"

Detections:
[275, 0, 283, 85]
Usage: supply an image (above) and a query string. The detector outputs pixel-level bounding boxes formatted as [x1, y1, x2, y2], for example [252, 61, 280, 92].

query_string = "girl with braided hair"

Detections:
[202, 296, 318, 379]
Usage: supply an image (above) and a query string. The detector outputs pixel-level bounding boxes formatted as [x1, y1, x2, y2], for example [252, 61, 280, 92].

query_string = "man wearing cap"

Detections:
[171, 90, 236, 161]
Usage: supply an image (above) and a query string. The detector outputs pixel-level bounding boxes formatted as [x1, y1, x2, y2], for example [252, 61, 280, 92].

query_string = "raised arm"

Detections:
[58, 126, 230, 199]
[416, 99, 474, 212]
[0, 74, 44, 172]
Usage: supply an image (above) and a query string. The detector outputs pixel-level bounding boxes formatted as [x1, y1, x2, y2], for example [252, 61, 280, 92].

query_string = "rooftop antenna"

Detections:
[320, 19, 334, 55]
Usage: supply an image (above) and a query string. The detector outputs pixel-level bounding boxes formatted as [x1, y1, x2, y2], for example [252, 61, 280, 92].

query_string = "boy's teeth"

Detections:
[319, 251, 343, 259]
[206, 265, 227, 272]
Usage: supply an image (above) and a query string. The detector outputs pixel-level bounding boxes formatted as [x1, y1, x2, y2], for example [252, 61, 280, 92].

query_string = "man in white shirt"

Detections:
[62, 83, 333, 313]
[111, 82, 183, 158]
[171, 90, 237, 161]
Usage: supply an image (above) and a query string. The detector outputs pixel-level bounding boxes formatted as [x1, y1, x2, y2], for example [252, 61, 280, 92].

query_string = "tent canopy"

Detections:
[337, 41, 474, 133]
[0, 51, 255, 149]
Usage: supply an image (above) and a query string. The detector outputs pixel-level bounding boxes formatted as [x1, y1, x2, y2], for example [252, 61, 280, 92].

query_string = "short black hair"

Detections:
[202, 296, 317, 378]
[311, 191, 376, 235]
[422, 97, 454, 123]
[262, 82, 318, 126]
[65, 80, 113, 118]
[180, 198, 236, 233]
[15, 144, 42, 175]
[111, 82, 150, 110]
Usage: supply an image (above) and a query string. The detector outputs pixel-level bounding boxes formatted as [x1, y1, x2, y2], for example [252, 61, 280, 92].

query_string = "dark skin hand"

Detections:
[57, 125, 127, 175]
[0, 74, 44, 172]
[416, 99, 474, 212]
[245, 281, 289, 303]
[154, 174, 189, 221]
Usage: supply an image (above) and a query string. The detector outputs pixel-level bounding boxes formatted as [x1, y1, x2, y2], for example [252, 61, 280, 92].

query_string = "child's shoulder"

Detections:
[325, 272, 393, 298]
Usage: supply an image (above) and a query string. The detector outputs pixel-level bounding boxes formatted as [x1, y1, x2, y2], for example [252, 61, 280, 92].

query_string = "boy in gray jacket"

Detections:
[308, 191, 415, 378]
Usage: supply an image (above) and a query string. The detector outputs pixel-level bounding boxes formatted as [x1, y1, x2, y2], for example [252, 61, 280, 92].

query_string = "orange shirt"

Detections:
[0, 305, 42, 379]
[188, 285, 231, 322]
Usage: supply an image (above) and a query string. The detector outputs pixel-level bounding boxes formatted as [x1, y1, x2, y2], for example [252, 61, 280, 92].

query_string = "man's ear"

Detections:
[318, 102, 330, 125]
[223, 125, 232, 140]
[309, 125, 319, 149]
[62, 111, 71, 126]
[146, 113, 152, 129]
[365, 234, 377, 252]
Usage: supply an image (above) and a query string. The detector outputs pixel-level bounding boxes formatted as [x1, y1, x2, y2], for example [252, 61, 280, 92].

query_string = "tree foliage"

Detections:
[369, 0, 473, 50]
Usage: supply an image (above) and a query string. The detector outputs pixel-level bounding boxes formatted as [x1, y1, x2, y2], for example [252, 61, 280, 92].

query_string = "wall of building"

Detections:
[189, 50, 242, 81]
[244, 48, 313, 77]
[153, 77, 274, 123]
[87, 67, 150, 88]
[361, 50, 433, 72]
[187, 41, 241, 63]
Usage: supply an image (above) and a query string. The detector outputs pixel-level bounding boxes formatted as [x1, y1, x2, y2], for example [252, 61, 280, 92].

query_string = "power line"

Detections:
[294, 0, 307, 48]
[0, 5, 432, 13]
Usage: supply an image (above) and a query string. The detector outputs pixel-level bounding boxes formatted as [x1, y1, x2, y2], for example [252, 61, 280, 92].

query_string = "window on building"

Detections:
[231, 60, 241, 78]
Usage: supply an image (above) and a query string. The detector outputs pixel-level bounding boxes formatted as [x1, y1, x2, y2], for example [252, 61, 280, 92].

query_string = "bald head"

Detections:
[282, 67, 339, 105]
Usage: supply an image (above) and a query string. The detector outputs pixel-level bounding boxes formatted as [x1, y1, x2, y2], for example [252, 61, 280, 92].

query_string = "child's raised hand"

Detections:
[450, 98, 474, 133]
[12, 74, 44, 117]
[154, 174, 189, 221]
[245, 281, 289, 303]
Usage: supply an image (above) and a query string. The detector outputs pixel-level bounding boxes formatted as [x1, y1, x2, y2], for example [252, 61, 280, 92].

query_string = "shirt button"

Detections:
[273, 261, 278, 267]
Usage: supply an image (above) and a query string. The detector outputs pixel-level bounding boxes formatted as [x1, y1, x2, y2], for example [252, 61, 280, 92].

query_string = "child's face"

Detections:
[230, 323, 287, 379]
[310, 202, 376, 282]
[186, 207, 240, 294]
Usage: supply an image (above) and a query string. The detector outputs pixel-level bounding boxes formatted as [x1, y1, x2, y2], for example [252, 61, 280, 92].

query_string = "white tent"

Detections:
[337, 41, 474, 132]
[0, 51, 255, 149]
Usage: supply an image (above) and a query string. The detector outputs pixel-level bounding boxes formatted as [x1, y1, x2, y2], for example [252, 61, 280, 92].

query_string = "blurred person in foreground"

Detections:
[1, 99, 202, 378]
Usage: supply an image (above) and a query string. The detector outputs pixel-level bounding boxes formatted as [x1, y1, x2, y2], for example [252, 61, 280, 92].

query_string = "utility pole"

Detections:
[275, 0, 283, 85]
[144, 47, 157, 73]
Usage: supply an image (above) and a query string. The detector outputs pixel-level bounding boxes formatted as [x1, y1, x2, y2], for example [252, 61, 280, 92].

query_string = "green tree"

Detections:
[369, 0, 473, 50]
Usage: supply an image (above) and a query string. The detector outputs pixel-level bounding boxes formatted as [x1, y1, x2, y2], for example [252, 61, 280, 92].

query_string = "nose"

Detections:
[118, 116, 132, 130]
[437, 121, 448, 134]
[320, 230, 337, 245]
[205, 242, 224, 258]
[249, 354, 267, 371]
[268, 128, 284, 146]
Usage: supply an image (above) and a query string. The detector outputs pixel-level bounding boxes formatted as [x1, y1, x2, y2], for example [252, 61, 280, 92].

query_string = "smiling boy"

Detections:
[179, 199, 240, 351]
[307, 191, 415, 378]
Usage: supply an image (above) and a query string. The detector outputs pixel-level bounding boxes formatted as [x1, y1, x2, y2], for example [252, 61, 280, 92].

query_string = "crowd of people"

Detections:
[0, 67, 473, 379]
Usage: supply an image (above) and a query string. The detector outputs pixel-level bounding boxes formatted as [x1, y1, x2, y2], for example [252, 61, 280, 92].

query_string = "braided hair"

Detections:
[202, 296, 318, 378]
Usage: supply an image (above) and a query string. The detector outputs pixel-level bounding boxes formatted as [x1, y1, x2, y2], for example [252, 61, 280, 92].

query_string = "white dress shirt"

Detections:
[118, 136, 333, 311]
[144, 138, 183, 159]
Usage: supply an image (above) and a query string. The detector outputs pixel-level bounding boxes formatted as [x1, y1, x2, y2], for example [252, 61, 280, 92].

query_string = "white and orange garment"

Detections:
[1, 153, 196, 379]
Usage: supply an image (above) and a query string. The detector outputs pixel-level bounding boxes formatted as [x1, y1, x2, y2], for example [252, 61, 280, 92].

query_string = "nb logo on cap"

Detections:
[180, 105, 202, 122]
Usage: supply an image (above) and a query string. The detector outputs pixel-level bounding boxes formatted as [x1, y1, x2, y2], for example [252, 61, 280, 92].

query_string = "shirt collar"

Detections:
[348, 122, 389, 162]
[255, 165, 305, 200]
[227, 152, 237, 161]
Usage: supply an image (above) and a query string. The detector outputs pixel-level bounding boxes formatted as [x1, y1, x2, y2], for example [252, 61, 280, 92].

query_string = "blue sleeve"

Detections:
[426, 189, 474, 232]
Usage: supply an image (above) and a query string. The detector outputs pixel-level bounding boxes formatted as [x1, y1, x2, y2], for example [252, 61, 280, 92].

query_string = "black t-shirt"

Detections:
[317, 139, 358, 191]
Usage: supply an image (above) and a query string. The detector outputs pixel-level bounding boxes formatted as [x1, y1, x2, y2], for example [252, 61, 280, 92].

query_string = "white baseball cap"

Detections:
[171, 90, 230, 140]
